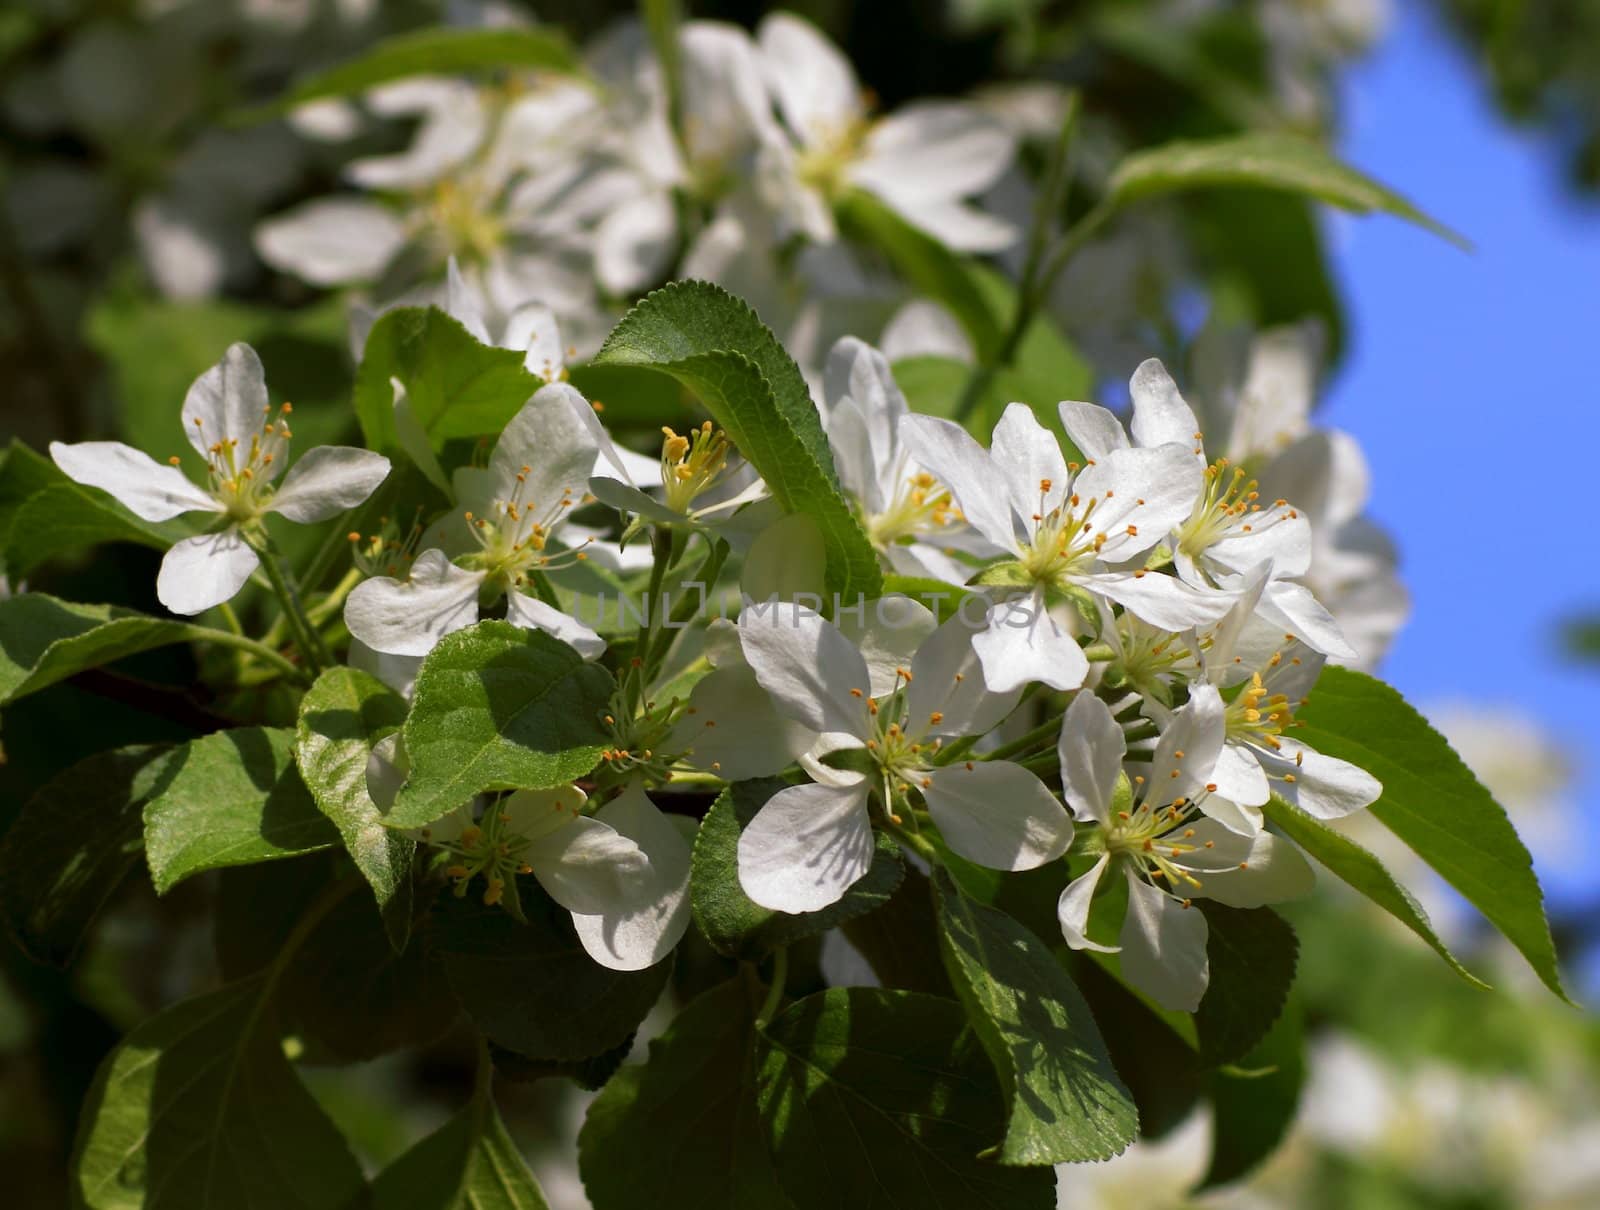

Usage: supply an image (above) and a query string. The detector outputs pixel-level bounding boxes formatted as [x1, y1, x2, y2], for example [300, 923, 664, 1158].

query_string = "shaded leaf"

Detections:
[1196, 997, 1305, 1191]
[1192, 903, 1297, 1067]
[373, 1091, 552, 1210]
[0, 595, 193, 707]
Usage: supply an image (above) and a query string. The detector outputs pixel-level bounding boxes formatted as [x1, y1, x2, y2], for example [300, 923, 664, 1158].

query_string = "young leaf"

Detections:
[0, 595, 192, 707]
[296, 666, 415, 947]
[431, 881, 670, 1062]
[237, 26, 581, 122]
[353, 306, 542, 451]
[578, 973, 788, 1210]
[373, 1092, 552, 1210]
[1262, 792, 1487, 988]
[691, 779, 903, 960]
[0, 744, 179, 965]
[1109, 132, 1468, 247]
[594, 281, 882, 604]
[1293, 667, 1565, 998]
[143, 727, 339, 893]
[1195, 997, 1306, 1191]
[72, 978, 368, 1210]
[836, 190, 1005, 361]
[391, 621, 612, 828]
[1191, 903, 1297, 1067]
[755, 988, 1054, 1208]
[932, 869, 1137, 1165]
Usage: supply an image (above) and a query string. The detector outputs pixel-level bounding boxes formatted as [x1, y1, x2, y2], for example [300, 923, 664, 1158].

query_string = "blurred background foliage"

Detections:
[1, 1, 1596, 1207]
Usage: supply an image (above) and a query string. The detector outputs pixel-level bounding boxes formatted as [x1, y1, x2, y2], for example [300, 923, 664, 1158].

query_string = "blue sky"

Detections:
[1324, 6, 1598, 797]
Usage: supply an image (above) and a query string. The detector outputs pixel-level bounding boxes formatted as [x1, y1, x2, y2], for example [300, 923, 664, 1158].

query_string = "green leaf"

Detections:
[0, 744, 179, 965]
[1293, 666, 1564, 998]
[1196, 997, 1306, 1191]
[879, 574, 983, 622]
[490, 1036, 634, 1092]
[578, 973, 789, 1209]
[431, 880, 670, 1062]
[143, 727, 339, 893]
[690, 779, 903, 960]
[932, 869, 1137, 1164]
[236, 26, 581, 123]
[836, 190, 1005, 361]
[72, 979, 368, 1210]
[391, 621, 612, 828]
[1109, 133, 1468, 247]
[296, 666, 415, 947]
[0, 594, 196, 707]
[840, 865, 956, 996]
[595, 281, 882, 605]
[755, 988, 1054, 1208]
[373, 1092, 551, 1210]
[354, 306, 543, 451]
[1192, 903, 1297, 1067]
[3, 484, 190, 580]
[1262, 792, 1486, 988]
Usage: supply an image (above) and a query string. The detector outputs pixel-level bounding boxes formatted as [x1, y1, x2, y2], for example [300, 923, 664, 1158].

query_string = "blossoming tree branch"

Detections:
[0, 9, 1566, 1210]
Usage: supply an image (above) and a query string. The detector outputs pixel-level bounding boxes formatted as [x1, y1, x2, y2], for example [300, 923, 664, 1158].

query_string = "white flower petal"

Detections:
[254, 197, 406, 287]
[882, 196, 1017, 252]
[879, 300, 972, 364]
[1255, 578, 1357, 661]
[990, 402, 1070, 523]
[1057, 401, 1130, 464]
[1262, 739, 1382, 820]
[852, 102, 1014, 202]
[588, 476, 683, 527]
[1196, 794, 1263, 837]
[835, 594, 937, 699]
[1180, 823, 1315, 908]
[736, 778, 874, 913]
[757, 12, 862, 147]
[595, 190, 679, 295]
[676, 663, 817, 779]
[490, 386, 600, 524]
[347, 79, 487, 190]
[343, 548, 482, 657]
[268, 447, 390, 523]
[49, 440, 218, 522]
[923, 761, 1072, 871]
[1058, 854, 1118, 953]
[349, 639, 423, 700]
[1120, 873, 1209, 1012]
[156, 528, 259, 615]
[1057, 691, 1125, 825]
[1128, 359, 1202, 454]
[907, 613, 1021, 738]
[571, 783, 693, 970]
[739, 603, 872, 738]
[973, 592, 1089, 693]
[1088, 570, 1231, 632]
[1211, 741, 1272, 808]
[680, 21, 776, 161]
[181, 342, 271, 457]
[504, 302, 567, 383]
[1074, 444, 1203, 562]
[364, 733, 408, 814]
[525, 814, 650, 917]
[1147, 684, 1225, 801]
[900, 413, 1017, 550]
[504, 591, 607, 661]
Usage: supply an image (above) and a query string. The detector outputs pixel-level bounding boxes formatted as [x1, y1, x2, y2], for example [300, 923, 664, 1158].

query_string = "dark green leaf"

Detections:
[4, 485, 190, 580]
[238, 26, 581, 123]
[1196, 996, 1306, 1191]
[491, 1036, 633, 1092]
[933, 869, 1137, 1164]
[392, 621, 612, 828]
[432, 880, 670, 1062]
[1109, 133, 1468, 246]
[354, 307, 542, 451]
[690, 778, 903, 960]
[595, 281, 881, 604]
[72, 979, 368, 1210]
[0, 744, 179, 965]
[143, 727, 339, 893]
[755, 988, 1054, 1208]
[373, 1091, 552, 1210]
[578, 973, 788, 1209]
[0, 594, 194, 707]
[1262, 792, 1486, 988]
[1192, 903, 1297, 1067]
[840, 865, 955, 996]
[1294, 666, 1564, 997]
[296, 666, 415, 947]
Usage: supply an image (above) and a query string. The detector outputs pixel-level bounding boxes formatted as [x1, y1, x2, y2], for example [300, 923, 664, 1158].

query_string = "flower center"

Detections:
[1176, 459, 1295, 560]
[659, 422, 732, 515]
[855, 669, 948, 822]
[1020, 476, 1106, 587]
[460, 467, 590, 588]
[794, 115, 870, 200]
[863, 471, 960, 549]
[1224, 671, 1296, 751]
[427, 177, 504, 264]
[425, 791, 583, 907]
[1104, 781, 1209, 895]
[186, 404, 293, 523]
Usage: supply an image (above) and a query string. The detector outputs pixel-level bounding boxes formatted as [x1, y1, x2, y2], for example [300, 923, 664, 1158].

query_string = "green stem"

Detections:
[754, 947, 788, 1031]
[976, 710, 1069, 764]
[248, 530, 330, 674]
[181, 623, 309, 685]
[217, 601, 244, 636]
[308, 566, 362, 626]
[888, 819, 940, 865]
